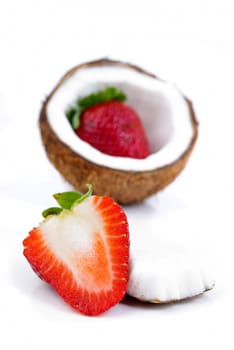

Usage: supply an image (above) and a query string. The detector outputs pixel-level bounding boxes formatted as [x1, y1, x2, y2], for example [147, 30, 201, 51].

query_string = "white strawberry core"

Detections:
[46, 65, 194, 171]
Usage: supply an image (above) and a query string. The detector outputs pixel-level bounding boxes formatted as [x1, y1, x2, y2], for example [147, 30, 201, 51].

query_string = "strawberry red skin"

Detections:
[23, 196, 129, 316]
[76, 100, 150, 159]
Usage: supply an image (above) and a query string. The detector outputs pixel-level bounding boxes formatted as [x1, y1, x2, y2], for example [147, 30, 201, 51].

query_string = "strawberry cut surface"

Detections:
[23, 195, 129, 316]
[76, 100, 150, 159]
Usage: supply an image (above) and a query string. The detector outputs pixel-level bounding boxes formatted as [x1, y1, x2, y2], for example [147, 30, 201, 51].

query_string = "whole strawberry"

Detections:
[23, 185, 129, 316]
[66, 87, 150, 159]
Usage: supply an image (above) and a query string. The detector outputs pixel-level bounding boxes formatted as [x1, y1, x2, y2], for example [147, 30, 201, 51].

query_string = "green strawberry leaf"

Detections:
[66, 86, 127, 129]
[42, 207, 63, 218]
[53, 191, 83, 209]
[42, 185, 93, 218]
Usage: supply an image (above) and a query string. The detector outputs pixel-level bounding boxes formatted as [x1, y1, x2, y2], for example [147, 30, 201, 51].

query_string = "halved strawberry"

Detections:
[23, 186, 129, 316]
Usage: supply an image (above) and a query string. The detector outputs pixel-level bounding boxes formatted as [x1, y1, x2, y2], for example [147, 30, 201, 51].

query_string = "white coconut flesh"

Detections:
[124, 204, 215, 303]
[46, 65, 194, 171]
[127, 246, 214, 303]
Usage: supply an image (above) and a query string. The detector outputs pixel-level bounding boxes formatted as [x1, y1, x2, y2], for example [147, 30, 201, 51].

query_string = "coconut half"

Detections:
[39, 58, 198, 204]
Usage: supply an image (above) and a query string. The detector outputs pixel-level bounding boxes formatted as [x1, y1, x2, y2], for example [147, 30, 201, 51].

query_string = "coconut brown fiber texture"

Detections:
[39, 58, 198, 204]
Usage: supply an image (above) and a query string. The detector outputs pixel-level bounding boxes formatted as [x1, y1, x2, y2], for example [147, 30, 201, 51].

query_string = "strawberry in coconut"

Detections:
[66, 87, 150, 159]
[23, 185, 129, 316]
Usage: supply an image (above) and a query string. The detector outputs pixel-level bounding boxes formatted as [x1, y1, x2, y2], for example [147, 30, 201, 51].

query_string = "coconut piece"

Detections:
[124, 200, 215, 303]
[39, 58, 198, 204]
[127, 246, 214, 303]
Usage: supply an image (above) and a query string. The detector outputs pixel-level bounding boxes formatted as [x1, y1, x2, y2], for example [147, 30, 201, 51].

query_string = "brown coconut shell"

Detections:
[39, 58, 198, 204]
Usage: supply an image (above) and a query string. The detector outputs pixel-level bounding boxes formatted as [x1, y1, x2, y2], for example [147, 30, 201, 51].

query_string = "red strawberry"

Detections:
[76, 100, 150, 159]
[23, 186, 129, 316]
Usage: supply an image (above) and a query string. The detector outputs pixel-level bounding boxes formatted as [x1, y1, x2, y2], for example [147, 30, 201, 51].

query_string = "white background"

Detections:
[0, 0, 234, 349]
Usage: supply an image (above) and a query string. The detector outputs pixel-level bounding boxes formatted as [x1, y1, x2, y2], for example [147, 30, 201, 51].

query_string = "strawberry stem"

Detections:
[72, 184, 92, 207]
